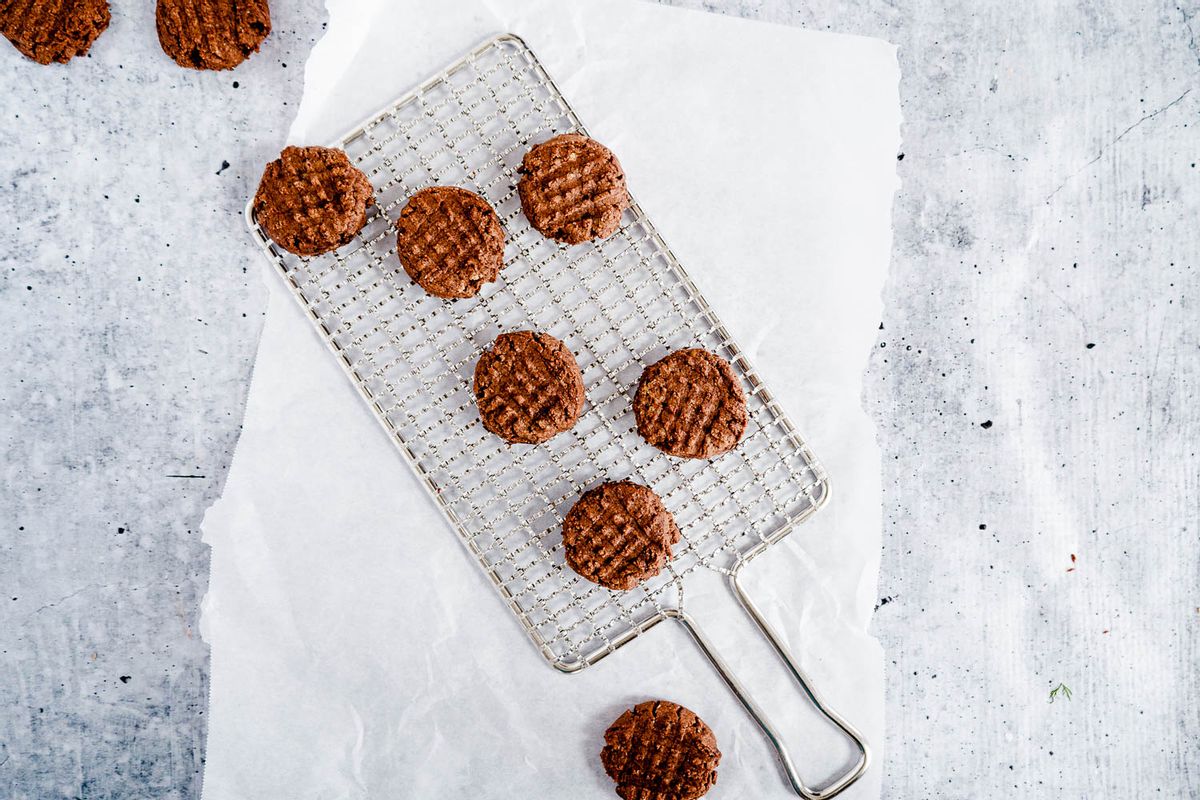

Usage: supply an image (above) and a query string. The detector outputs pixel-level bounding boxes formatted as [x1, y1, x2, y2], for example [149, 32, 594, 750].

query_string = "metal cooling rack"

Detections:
[245, 33, 868, 799]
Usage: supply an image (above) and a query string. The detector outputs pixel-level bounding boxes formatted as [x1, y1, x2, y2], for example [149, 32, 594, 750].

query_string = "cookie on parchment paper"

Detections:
[562, 480, 680, 591]
[517, 133, 628, 245]
[0, 0, 110, 64]
[601, 699, 721, 800]
[252, 145, 373, 257]
[156, 0, 270, 71]
[473, 330, 585, 445]
[396, 186, 505, 299]
[633, 348, 748, 460]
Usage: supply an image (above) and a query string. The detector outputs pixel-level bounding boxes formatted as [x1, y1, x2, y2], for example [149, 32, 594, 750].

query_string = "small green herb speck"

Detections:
[1049, 683, 1073, 703]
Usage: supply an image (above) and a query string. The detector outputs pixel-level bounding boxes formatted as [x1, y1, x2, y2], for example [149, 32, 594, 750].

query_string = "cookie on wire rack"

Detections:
[633, 348, 748, 460]
[473, 331, 585, 445]
[562, 480, 680, 591]
[396, 186, 505, 299]
[1, 0, 110, 64]
[156, 0, 270, 71]
[601, 699, 721, 800]
[252, 145, 373, 257]
[517, 133, 629, 245]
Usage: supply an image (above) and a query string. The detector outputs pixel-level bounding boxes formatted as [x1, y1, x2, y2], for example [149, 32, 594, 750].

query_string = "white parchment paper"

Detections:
[200, 2, 900, 797]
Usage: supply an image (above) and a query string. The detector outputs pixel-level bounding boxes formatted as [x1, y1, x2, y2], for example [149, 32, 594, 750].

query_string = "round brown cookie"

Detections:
[634, 349, 748, 460]
[252, 145, 373, 257]
[517, 133, 628, 245]
[562, 481, 680, 591]
[156, 0, 270, 71]
[1, 0, 110, 65]
[473, 331, 585, 445]
[601, 700, 721, 800]
[396, 186, 505, 299]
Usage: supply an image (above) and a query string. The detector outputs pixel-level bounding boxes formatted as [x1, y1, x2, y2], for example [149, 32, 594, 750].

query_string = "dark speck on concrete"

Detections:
[232, 81, 240, 88]
[897, 153, 905, 161]
[979, 524, 987, 530]
[1086, 342, 1096, 349]
[981, 420, 993, 429]
[952, 225, 975, 249]
[118, 676, 131, 684]
[216, 160, 230, 175]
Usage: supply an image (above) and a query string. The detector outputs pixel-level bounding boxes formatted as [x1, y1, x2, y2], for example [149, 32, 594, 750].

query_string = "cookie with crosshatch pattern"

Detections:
[517, 133, 629, 244]
[562, 481, 680, 591]
[396, 186, 505, 299]
[472, 331, 585, 444]
[155, 0, 270, 71]
[633, 348, 748, 460]
[1, 0, 110, 64]
[252, 145, 373, 257]
[601, 699, 721, 800]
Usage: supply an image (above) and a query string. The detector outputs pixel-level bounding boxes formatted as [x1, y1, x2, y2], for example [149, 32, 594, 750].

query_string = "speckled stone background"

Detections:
[1, 1, 1196, 798]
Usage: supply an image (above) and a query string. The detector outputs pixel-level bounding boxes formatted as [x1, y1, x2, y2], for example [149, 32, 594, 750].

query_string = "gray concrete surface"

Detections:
[2, 0, 1197, 798]
[0, 2, 325, 797]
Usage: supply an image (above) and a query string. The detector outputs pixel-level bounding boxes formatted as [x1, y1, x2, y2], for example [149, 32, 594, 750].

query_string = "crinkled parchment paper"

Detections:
[200, 2, 900, 797]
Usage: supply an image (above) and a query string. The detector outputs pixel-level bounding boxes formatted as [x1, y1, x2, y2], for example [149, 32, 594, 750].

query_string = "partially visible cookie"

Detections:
[252, 145, 373, 257]
[562, 481, 680, 591]
[156, 0, 270, 71]
[396, 186, 505, 299]
[1, 0, 110, 64]
[601, 700, 721, 800]
[634, 349, 748, 460]
[517, 133, 628, 245]
[473, 331, 585, 445]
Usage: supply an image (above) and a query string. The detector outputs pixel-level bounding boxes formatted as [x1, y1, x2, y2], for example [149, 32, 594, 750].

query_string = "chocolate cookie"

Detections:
[156, 0, 270, 71]
[473, 331, 585, 445]
[396, 186, 505, 299]
[601, 700, 721, 800]
[517, 133, 628, 245]
[562, 481, 680, 591]
[252, 145, 373, 257]
[1, 0, 110, 64]
[634, 349, 748, 460]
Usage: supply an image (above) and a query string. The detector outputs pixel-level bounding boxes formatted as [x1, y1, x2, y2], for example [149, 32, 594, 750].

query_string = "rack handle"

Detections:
[667, 565, 871, 799]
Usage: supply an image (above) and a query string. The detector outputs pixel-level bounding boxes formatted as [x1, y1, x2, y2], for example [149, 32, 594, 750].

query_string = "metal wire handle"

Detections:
[670, 562, 871, 799]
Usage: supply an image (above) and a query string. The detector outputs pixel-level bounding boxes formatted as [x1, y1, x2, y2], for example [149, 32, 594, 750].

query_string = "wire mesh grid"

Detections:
[245, 34, 829, 671]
